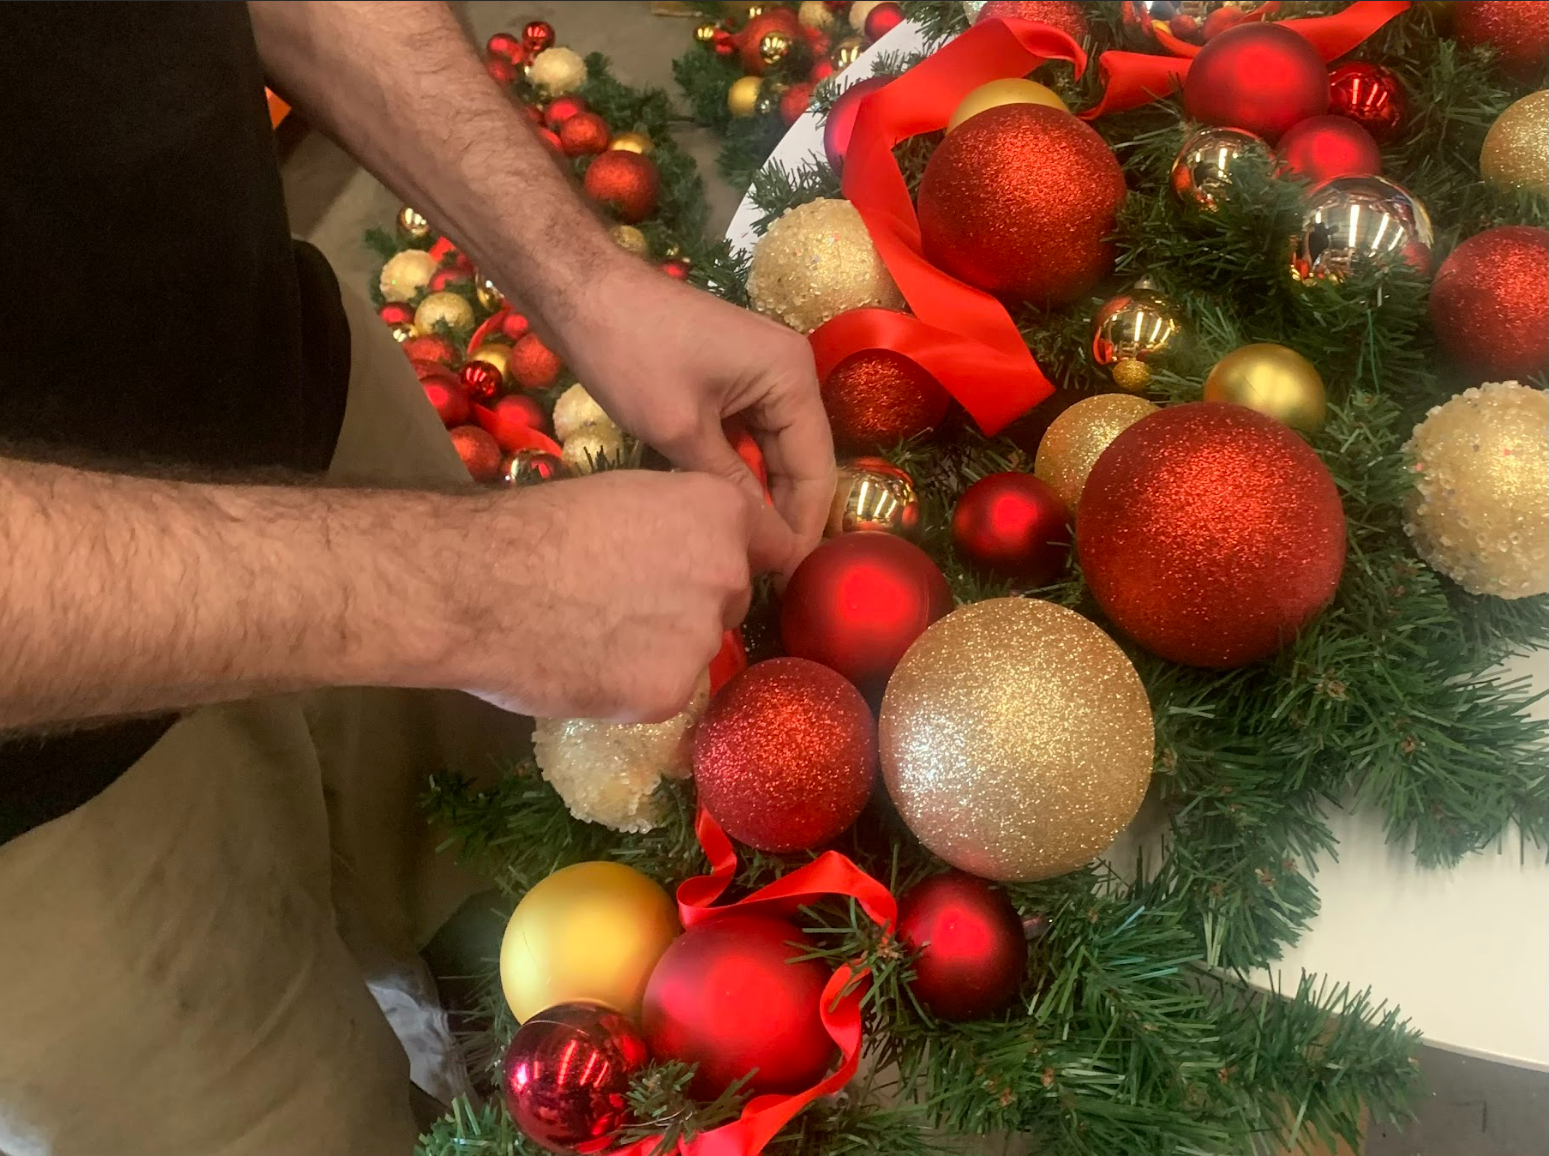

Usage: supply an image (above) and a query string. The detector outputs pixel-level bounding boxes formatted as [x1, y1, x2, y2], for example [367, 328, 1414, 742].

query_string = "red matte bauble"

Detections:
[780, 82, 816, 127]
[1327, 61, 1408, 144]
[560, 112, 611, 157]
[486, 32, 525, 63]
[865, 2, 906, 40]
[976, 1, 1089, 43]
[487, 395, 550, 452]
[1183, 23, 1330, 142]
[510, 333, 564, 390]
[519, 103, 545, 126]
[643, 915, 834, 1100]
[1429, 226, 1549, 380]
[1203, 5, 1250, 39]
[917, 103, 1126, 306]
[1077, 403, 1346, 668]
[823, 76, 891, 174]
[485, 54, 519, 85]
[1454, 0, 1549, 84]
[537, 127, 564, 153]
[660, 259, 692, 280]
[739, 8, 802, 74]
[544, 95, 590, 131]
[401, 333, 459, 366]
[450, 425, 504, 483]
[781, 534, 953, 694]
[583, 152, 660, 224]
[459, 359, 504, 402]
[821, 345, 950, 453]
[692, 658, 876, 853]
[523, 20, 557, 55]
[951, 472, 1071, 586]
[423, 377, 470, 428]
[810, 58, 836, 83]
[379, 302, 415, 327]
[896, 874, 1027, 1022]
[429, 266, 472, 292]
[1276, 115, 1382, 183]
[502, 1002, 648, 1156]
[712, 27, 736, 56]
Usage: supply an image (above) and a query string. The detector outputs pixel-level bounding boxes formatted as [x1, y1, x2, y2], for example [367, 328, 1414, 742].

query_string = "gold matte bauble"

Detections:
[1202, 343, 1327, 433]
[728, 74, 764, 118]
[608, 130, 655, 155]
[746, 198, 905, 333]
[1034, 394, 1159, 511]
[467, 342, 512, 384]
[610, 224, 649, 255]
[947, 78, 1068, 132]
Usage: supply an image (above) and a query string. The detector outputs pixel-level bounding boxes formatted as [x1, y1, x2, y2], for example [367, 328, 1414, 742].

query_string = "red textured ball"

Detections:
[459, 359, 503, 403]
[485, 54, 518, 85]
[810, 58, 836, 83]
[823, 76, 890, 175]
[780, 81, 815, 127]
[487, 395, 550, 452]
[543, 94, 589, 131]
[1327, 61, 1408, 145]
[951, 472, 1071, 586]
[502, 312, 532, 341]
[502, 1002, 648, 1155]
[739, 7, 802, 75]
[449, 424, 503, 483]
[560, 112, 611, 157]
[523, 19, 556, 54]
[1429, 226, 1549, 380]
[976, 0, 1089, 43]
[781, 534, 953, 695]
[400, 333, 459, 366]
[510, 333, 564, 390]
[537, 127, 564, 153]
[1077, 403, 1346, 668]
[486, 33, 525, 64]
[897, 874, 1027, 1022]
[865, 1, 906, 40]
[1454, 0, 1549, 84]
[917, 104, 1126, 306]
[422, 377, 470, 428]
[693, 658, 877, 853]
[1183, 22, 1330, 142]
[642, 915, 835, 1099]
[379, 301, 415, 326]
[583, 151, 660, 224]
[821, 345, 950, 453]
[1276, 115, 1382, 183]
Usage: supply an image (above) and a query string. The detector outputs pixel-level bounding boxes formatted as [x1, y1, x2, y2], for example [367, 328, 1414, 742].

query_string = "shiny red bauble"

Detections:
[510, 333, 564, 390]
[1183, 23, 1329, 142]
[977, 0, 1089, 43]
[1453, 0, 1549, 84]
[693, 658, 876, 853]
[781, 534, 953, 695]
[543, 94, 589, 131]
[739, 7, 802, 75]
[502, 312, 532, 341]
[917, 104, 1126, 306]
[865, 1, 906, 40]
[821, 345, 950, 453]
[1077, 403, 1346, 669]
[459, 359, 504, 403]
[1276, 115, 1382, 183]
[537, 127, 564, 154]
[449, 424, 504, 483]
[896, 873, 1027, 1022]
[823, 76, 891, 175]
[400, 332, 459, 366]
[422, 376, 470, 428]
[583, 151, 661, 224]
[485, 55, 519, 85]
[642, 915, 834, 1099]
[559, 112, 611, 157]
[486, 32, 525, 64]
[502, 1001, 648, 1155]
[780, 82, 816, 127]
[486, 394, 551, 452]
[379, 301, 415, 326]
[523, 20, 557, 55]
[1327, 61, 1408, 145]
[951, 472, 1071, 586]
[1429, 226, 1549, 380]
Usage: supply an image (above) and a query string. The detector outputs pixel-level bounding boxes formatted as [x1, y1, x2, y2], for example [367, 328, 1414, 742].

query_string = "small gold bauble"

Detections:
[760, 29, 794, 65]
[1034, 394, 1159, 512]
[413, 290, 475, 333]
[563, 422, 627, 474]
[388, 320, 420, 344]
[832, 36, 866, 70]
[378, 248, 439, 303]
[608, 130, 655, 155]
[610, 224, 649, 256]
[827, 457, 921, 537]
[947, 78, 1068, 133]
[396, 205, 431, 241]
[1091, 285, 1185, 386]
[553, 383, 614, 443]
[695, 21, 719, 42]
[745, 3, 767, 17]
[879, 598, 1154, 882]
[1170, 125, 1270, 211]
[1203, 343, 1327, 433]
[467, 342, 512, 384]
[728, 74, 764, 118]
[1404, 381, 1549, 599]
[1110, 358, 1152, 392]
[746, 198, 905, 333]
[850, 0, 884, 31]
[499, 861, 679, 1022]
[475, 277, 504, 312]
[1481, 90, 1549, 198]
[501, 449, 564, 487]
[1289, 175, 1434, 284]
[527, 46, 588, 95]
[799, 0, 837, 30]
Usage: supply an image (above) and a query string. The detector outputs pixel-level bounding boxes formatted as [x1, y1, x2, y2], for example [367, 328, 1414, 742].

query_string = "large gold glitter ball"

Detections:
[1289, 175, 1434, 284]
[553, 383, 615, 442]
[1202, 342, 1327, 433]
[1481, 90, 1549, 198]
[947, 78, 1068, 133]
[1034, 393, 1159, 511]
[1171, 126, 1269, 211]
[747, 198, 905, 333]
[563, 422, 627, 474]
[527, 46, 588, 95]
[879, 598, 1154, 882]
[413, 290, 475, 333]
[728, 74, 764, 118]
[1091, 283, 1185, 388]
[827, 457, 921, 537]
[1404, 381, 1549, 599]
[396, 205, 431, 241]
[610, 224, 649, 255]
[378, 248, 438, 303]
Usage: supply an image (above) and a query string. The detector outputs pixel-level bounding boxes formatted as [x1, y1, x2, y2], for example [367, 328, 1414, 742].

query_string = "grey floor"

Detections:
[280, 4, 1549, 1153]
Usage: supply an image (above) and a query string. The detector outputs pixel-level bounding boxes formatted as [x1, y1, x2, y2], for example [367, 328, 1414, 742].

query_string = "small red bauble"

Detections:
[693, 658, 877, 853]
[821, 345, 950, 453]
[583, 151, 660, 224]
[486, 32, 525, 63]
[1453, 0, 1549, 84]
[1327, 61, 1407, 145]
[459, 359, 504, 402]
[864, 1, 906, 40]
[429, 266, 472, 292]
[780, 82, 816, 127]
[400, 333, 459, 366]
[523, 19, 557, 55]
[951, 472, 1071, 586]
[1276, 115, 1382, 183]
[1183, 22, 1329, 142]
[519, 102, 545, 126]
[1077, 403, 1346, 669]
[806, 28, 833, 56]
[823, 76, 891, 174]
[502, 1002, 648, 1155]
[544, 94, 590, 131]
[449, 424, 503, 483]
[917, 103, 1125, 306]
[660, 258, 692, 280]
[379, 301, 415, 326]
[502, 312, 532, 341]
[739, 8, 802, 75]
[1203, 5, 1250, 40]
[897, 873, 1027, 1022]
[510, 333, 564, 390]
[1429, 225, 1549, 380]
[559, 112, 611, 157]
[781, 533, 953, 694]
[976, 0, 1089, 43]
[422, 377, 470, 428]
[810, 58, 836, 83]
[485, 54, 518, 85]
[487, 395, 550, 452]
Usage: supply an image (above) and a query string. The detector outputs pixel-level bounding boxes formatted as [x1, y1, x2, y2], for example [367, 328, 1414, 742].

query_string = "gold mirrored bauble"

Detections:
[947, 78, 1068, 133]
[1170, 126, 1270, 211]
[695, 21, 718, 42]
[1289, 175, 1434, 284]
[1481, 90, 1549, 198]
[754, 83, 785, 118]
[1034, 394, 1159, 512]
[388, 320, 419, 343]
[1091, 284, 1185, 389]
[467, 342, 512, 384]
[476, 277, 504, 312]
[608, 130, 654, 155]
[728, 74, 763, 118]
[1202, 342, 1327, 433]
[760, 30, 793, 65]
[832, 36, 866, 70]
[827, 457, 921, 537]
[413, 290, 475, 333]
[502, 450, 564, 487]
[396, 205, 431, 240]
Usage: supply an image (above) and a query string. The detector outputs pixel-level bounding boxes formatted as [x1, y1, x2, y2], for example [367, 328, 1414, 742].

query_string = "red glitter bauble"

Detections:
[821, 345, 950, 453]
[1182, 23, 1329, 142]
[1429, 226, 1549, 380]
[583, 151, 660, 224]
[379, 301, 415, 326]
[511, 333, 564, 390]
[422, 377, 470, 428]
[543, 94, 589, 131]
[951, 472, 1071, 586]
[487, 395, 550, 452]
[401, 333, 459, 366]
[1454, 0, 1549, 84]
[781, 534, 953, 695]
[502, 1002, 648, 1155]
[823, 75, 891, 174]
[916, 104, 1126, 306]
[485, 54, 518, 85]
[519, 103, 545, 126]
[429, 266, 472, 292]
[865, 1, 906, 40]
[460, 359, 504, 403]
[896, 873, 1027, 1022]
[1276, 115, 1381, 183]
[692, 658, 877, 853]
[1327, 61, 1408, 145]
[560, 112, 611, 157]
[450, 424, 504, 483]
[976, 1, 1089, 43]
[642, 915, 835, 1099]
[738, 8, 802, 75]
[486, 33, 525, 64]
[523, 20, 557, 55]
[1077, 403, 1346, 668]
[502, 312, 532, 341]
[780, 81, 816, 127]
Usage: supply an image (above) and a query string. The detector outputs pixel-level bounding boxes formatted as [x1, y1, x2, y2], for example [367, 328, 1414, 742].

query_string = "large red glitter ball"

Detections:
[559, 112, 611, 157]
[510, 333, 564, 390]
[1454, 0, 1549, 84]
[642, 914, 835, 1099]
[1183, 23, 1330, 142]
[423, 377, 470, 428]
[583, 151, 660, 224]
[401, 332, 459, 367]
[502, 1002, 648, 1154]
[976, 0, 1090, 43]
[821, 344, 950, 453]
[1327, 61, 1408, 145]
[951, 472, 1071, 587]
[1276, 115, 1382, 183]
[1430, 226, 1549, 380]
[916, 104, 1126, 306]
[450, 424, 504, 483]
[693, 658, 877, 853]
[739, 7, 802, 75]
[1077, 404, 1346, 669]
[781, 534, 954, 695]
[823, 76, 891, 175]
[896, 873, 1027, 1022]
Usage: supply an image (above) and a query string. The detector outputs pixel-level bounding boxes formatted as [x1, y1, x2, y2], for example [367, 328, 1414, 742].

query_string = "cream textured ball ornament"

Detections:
[747, 199, 905, 334]
[527, 46, 588, 95]
[553, 383, 615, 443]
[562, 423, 627, 475]
[413, 290, 474, 333]
[378, 249, 439, 303]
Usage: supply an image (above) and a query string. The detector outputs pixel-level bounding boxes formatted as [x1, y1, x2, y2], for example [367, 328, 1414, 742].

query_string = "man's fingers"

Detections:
[665, 422, 798, 576]
[755, 392, 837, 571]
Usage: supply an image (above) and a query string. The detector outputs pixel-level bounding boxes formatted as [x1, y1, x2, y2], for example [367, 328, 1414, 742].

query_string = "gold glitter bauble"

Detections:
[1034, 394, 1159, 511]
[1202, 342, 1327, 434]
[1289, 175, 1434, 284]
[879, 598, 1154, 882]
[850, 0, 885, 30]
[1170, 126, 1270, 211]
[610, 224, 649, 255]
[396, 205, 431, 241]
[728, 74, 764, 118]
[963, 0, 988, 20]
[413, 290, 474, 333]
[695, 21, 719, 42]
[947, 78, 1068, 133]
[832, 36, 866, 69]
[1111, 358, 1151, 391]
[527, 46, 588, 95]
[1091, 284, 1185, 387]
[747, 198, 905, 333]
[378, 248, 438, 303]
[799, 0, 837, 30]
[553, 383, 615, 442]
[1404, 381, 1549, 599]
[1481, 90, 1549, 198]
[476, 277, 504, 312]
[468, 342, 512, 384]
[760, 30, 793, 65]
[388, 320, 419, 343]
[609, 130, 655, 155]
[827, 457, 921, 537]
[563, 422, 627, 474]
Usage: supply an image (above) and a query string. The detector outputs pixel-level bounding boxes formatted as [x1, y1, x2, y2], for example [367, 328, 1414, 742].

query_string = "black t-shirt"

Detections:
[0, 2, 351, 843]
